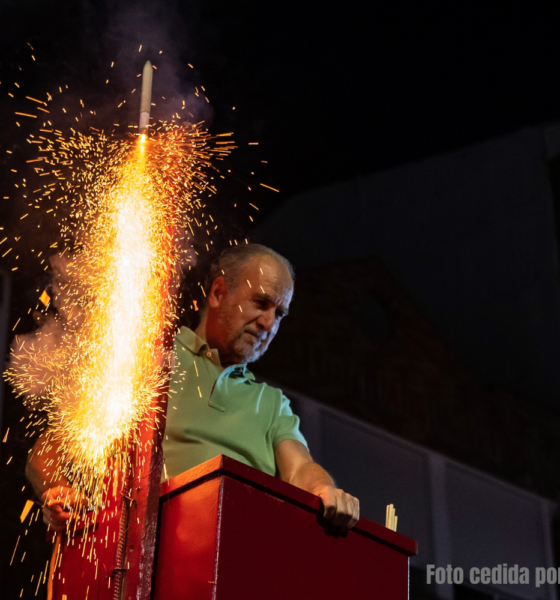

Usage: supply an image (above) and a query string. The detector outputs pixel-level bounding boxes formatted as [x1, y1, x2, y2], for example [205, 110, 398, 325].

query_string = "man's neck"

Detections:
[193, 321, 207, 343]
[193, 318, 228, 367]
[193, 309, 210, 343]
[192, 314, 240, 368]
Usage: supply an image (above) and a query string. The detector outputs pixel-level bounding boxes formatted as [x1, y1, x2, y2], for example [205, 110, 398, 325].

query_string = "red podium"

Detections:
[155, 455, 416, 599]
[50, 455, 417, 599]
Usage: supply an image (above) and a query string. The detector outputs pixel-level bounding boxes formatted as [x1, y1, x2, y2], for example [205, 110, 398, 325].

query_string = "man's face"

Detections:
[207, 255, 293, 365]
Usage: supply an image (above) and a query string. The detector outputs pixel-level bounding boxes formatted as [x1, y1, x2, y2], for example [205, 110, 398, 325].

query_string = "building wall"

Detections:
[286, 388, 557, 600]
[254, 258, 560, 500]
[252, 125, 560, 411]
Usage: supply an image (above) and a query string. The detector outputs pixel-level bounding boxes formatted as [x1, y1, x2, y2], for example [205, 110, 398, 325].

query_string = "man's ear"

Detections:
[208, 276, 228, 309]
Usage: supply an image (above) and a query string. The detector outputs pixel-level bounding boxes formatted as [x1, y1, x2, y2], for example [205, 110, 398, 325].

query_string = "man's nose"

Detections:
[257, 308, 275, 331]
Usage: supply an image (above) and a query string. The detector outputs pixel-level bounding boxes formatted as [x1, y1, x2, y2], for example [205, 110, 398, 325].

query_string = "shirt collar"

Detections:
[176, 326, 209, 356]
[175, 327, 252, 376]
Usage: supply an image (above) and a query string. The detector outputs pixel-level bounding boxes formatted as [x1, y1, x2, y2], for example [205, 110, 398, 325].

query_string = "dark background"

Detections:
[3, 0, 560, 597]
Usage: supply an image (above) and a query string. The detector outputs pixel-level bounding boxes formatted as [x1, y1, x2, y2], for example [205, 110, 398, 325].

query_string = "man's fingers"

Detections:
[320, 489, 338, 521]
[315, 486, 361, 530]
[38, 486, 87, 532]
[339, 496, 359, 529]
[348, 497, 360, 529]
[41, 506, 65, 522]
[322, 497, 337, 521]
[325, 492, 360, 528]
[42, 506, 70, 531]
[331, 494, 353, 527]
[46, 504, 64, 516]
[41, 512, 66, 531]
[41, 486, 89, 512]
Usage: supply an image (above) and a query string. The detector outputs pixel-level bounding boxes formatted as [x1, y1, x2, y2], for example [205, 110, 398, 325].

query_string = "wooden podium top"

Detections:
[160, 453, 417, 558]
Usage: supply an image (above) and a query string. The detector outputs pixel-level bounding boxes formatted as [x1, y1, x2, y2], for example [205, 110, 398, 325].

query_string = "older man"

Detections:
[27, 243, 360, 532]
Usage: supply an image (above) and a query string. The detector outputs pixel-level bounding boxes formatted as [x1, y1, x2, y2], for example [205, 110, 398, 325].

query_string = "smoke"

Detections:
[7, 227, 199, 406]
[1, 0, 241, 345]
[102, 0, 214, 126]
[0, 0, 219, 287]
[5, 253, 88, 408]
[7, 313, 65, 407]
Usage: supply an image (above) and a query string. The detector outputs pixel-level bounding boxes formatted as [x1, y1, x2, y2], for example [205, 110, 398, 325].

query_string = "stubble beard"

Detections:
[231, 333, 268, 364]
[218, 306, 269, 364]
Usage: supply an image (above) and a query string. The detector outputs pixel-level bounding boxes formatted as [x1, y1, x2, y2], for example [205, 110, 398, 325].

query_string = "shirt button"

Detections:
[206, 352, 212, 359]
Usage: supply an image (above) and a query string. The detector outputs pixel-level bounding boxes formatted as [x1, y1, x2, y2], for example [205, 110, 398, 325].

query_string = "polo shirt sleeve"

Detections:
[270, 393, 309, 450]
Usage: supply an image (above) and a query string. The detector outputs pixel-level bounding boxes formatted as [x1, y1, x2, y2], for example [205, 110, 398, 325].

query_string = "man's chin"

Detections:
[244, 351, 263, 364]
[233, 341, 266, 364]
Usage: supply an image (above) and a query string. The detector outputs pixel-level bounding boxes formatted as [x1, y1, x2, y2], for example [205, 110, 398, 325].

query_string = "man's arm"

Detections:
[274, 439, 360, 529]
[26, 431, 69, 498]
[27, 431, 85, 531]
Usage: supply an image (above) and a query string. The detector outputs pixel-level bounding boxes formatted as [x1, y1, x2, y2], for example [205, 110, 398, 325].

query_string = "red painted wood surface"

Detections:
[51, 455, 416, 599]
[49, 495, 121, 600]
[120, 266, 179, 600]
[154, 477, 221, 598]
[154, 455, 417, 600]
[47, 417, 168, 600]
[48, 264, 177, 599]
[119, 406, 166, 600]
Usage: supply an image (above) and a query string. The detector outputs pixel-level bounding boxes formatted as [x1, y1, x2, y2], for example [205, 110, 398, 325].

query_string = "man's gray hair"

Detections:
[203, 243, 294, 300]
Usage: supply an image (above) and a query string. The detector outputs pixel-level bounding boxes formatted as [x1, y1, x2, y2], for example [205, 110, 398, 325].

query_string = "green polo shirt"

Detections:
[162, 327, 308, 480]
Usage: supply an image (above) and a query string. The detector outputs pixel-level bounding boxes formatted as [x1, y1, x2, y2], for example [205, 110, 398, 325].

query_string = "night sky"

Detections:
[2, 0, 560, 595]
[0, 0, 558, 301]
[2, 2, 560, 222]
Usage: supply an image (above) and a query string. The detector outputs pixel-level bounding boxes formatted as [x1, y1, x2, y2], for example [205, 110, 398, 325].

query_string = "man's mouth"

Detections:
[244, 330, 263, 343]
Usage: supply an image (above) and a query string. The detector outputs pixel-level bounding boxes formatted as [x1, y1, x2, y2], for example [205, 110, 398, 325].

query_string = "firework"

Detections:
[139, 61, 153, 134]
[1, 50, 242, 597]
[5, 88, 236, 505]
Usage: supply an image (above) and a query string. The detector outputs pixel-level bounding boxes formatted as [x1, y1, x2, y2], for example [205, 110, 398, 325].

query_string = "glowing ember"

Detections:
[39, 290, 51, 307]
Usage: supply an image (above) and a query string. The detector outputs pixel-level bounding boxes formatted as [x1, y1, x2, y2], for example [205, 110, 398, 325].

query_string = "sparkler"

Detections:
[2, 49, 241, 597]
[139, 61, 153, 134]
[5, 63, 236, 506]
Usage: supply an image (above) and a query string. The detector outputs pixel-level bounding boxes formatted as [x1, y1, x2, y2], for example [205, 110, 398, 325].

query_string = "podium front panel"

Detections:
[154, 456, 416, 600]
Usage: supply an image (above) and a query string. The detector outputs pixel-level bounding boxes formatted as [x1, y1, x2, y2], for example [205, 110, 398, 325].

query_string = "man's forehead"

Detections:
[242, 256, 293, 296]
[243, 255, 290, 280]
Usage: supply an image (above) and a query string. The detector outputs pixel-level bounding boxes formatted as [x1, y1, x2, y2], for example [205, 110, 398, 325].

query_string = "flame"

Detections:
[51, 139, 169, 480]
[6, 122, 234, 501]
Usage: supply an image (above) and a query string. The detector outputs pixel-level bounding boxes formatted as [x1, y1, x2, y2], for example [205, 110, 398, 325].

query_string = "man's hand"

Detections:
[40, 486, 88, 532]
[275, 439, 360, 529]
[312, 484, 360, 529]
